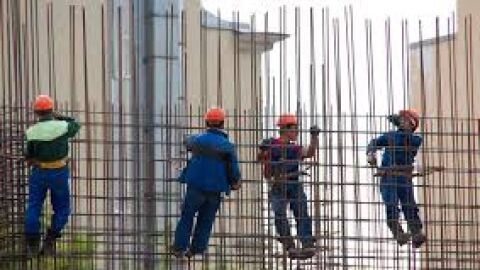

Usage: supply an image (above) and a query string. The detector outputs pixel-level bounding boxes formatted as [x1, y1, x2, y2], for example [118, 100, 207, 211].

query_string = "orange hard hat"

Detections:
[399, 109, 419, 130]
[204, 107, 225, 123]
[277, 113, 298, 127]
[34, 95, 54, 111]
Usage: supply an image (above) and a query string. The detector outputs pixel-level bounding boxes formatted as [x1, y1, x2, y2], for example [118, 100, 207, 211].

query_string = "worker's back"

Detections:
[26, 117, 80, 162]
[180, 128, 240, 193]
[380, 130, 422, 168]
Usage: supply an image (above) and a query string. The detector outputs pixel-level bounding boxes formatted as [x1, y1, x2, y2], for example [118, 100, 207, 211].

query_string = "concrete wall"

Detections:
[409, 0, 480, 267]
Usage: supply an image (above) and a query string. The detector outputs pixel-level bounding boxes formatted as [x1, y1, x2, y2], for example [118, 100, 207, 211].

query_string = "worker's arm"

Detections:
[257, 138, 272, 162]
[366, 133, 389, 166]
[302, 126, 320, 158]
[183, 134, 197, 151]
[53, 112, 80, 138]
[366, 133, 389, 154]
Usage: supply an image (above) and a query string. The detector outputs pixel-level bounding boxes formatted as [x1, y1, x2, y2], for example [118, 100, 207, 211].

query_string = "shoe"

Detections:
[171, 246, 186, 258]
[302, 239, 316, 253]
[277, 236, 295, 251]
[396, 232, 411, 246]
[40, 229, 60, 256]
[25, 235, 40, 258]
[412, 233, 426, 248]
[387, 220, 410, 246]
[185, 249, 204, 258]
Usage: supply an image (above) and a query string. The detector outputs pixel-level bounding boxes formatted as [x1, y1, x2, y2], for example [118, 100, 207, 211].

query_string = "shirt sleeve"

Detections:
[57, 116, 81, 138]
[367, 133, 389, 154]
[184, 134, 197, 151]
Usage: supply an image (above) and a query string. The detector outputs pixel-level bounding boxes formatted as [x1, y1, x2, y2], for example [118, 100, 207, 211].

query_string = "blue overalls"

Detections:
[368, 130, 423, 233]
[263, 138, 313, 245]
[25, 167, 70, 237]
[174, 129, 241, 254]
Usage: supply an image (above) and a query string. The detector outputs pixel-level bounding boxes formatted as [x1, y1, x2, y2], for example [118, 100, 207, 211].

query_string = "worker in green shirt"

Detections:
[24, 95, 80, 257]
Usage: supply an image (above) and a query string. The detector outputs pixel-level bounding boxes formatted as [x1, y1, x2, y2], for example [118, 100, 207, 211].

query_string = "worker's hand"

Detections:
[367, 152, 377, 166]
[259, 138, 272, 151]
[387, 114, 401, 127]
[230, 182, 241, 191]
[309, 126, 320, 137]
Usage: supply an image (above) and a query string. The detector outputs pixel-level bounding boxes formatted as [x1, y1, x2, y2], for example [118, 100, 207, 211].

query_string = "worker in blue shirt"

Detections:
[173, 107, 241, 258]
[367, 109, 426, 248]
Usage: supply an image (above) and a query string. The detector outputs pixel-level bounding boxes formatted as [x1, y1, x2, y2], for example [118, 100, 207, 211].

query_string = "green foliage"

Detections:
[27, 233, 97, 270]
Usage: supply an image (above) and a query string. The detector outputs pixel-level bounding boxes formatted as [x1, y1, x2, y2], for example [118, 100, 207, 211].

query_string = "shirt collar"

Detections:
[207, 128, 228, 138]
[39, 116, 54, 122]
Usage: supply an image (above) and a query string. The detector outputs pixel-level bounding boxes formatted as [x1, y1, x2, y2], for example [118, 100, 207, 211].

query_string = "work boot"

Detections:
[171, 246, 186, 258]
[301, 239, 316, 258]
[278, 236, 295, 252]
[185, 249, 204, 258]
[412, 232, 427, 248]
[387, 220, 410, 246]
[25, 235, 40, 258]
[408, 221, 426, 248]
[40, 229, 60, 256]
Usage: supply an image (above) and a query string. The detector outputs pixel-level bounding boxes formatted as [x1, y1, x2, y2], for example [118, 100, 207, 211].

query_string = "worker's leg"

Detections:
[398, 177, 425, 248]
[380, 177, 401, 223]
[397, 177, 422, 233]
[380, 176, 408, 243]
[48, 166, 71, 235]
[189, 191, 222, 254]
[289, 184, 314, 247]
[25, 168, 47, 238]
[269, 186, 294, 250]
[40, 166, 70, 255]
[174, 185, 205, 252]
[24, 168, 47, 255]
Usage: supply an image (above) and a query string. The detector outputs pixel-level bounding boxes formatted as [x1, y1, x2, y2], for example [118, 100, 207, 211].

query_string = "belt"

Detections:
[36, 159, 68, 169]
[375, 170, 413, 177]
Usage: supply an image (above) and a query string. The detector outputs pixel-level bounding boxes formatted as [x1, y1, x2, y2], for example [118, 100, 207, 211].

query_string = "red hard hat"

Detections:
[34, 95, 54, 111]
[399, 109, 419, 130]
[277, 114, 298, 127]
[204, 107, 225, 123]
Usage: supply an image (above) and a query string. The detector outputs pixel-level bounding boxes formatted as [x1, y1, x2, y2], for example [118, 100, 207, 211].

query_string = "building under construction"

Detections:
[1, 0, 480, 269]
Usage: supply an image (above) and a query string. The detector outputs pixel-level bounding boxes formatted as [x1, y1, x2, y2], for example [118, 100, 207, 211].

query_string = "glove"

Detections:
[387, 114, 401, 127]
[367, 152, 377, 166]
[310, 125, 320, 136]
[259, 138, 272, 151]
[230, 182, 241, 191]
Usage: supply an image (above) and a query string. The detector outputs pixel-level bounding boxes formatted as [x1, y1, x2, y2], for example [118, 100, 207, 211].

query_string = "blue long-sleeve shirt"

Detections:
[179, 128, 241, 193]
[367, 130, 423, 169]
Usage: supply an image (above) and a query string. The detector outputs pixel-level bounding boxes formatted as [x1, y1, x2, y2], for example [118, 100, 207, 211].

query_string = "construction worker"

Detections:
[24, 95, 80, 256]
[257, 114, 319, 258]
[173, 107, 241, 258]
[367, 109, 426, 248]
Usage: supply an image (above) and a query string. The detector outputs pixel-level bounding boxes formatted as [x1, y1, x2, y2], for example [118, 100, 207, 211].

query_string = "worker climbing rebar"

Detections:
[258, 113, 320, 259]
[173, 107, 241, 258]
[367, 109, 427, 248]
[23, 95, 81, 257]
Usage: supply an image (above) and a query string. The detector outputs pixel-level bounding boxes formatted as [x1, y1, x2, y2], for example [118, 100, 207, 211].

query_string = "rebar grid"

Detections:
[1, 0, 479, 269]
